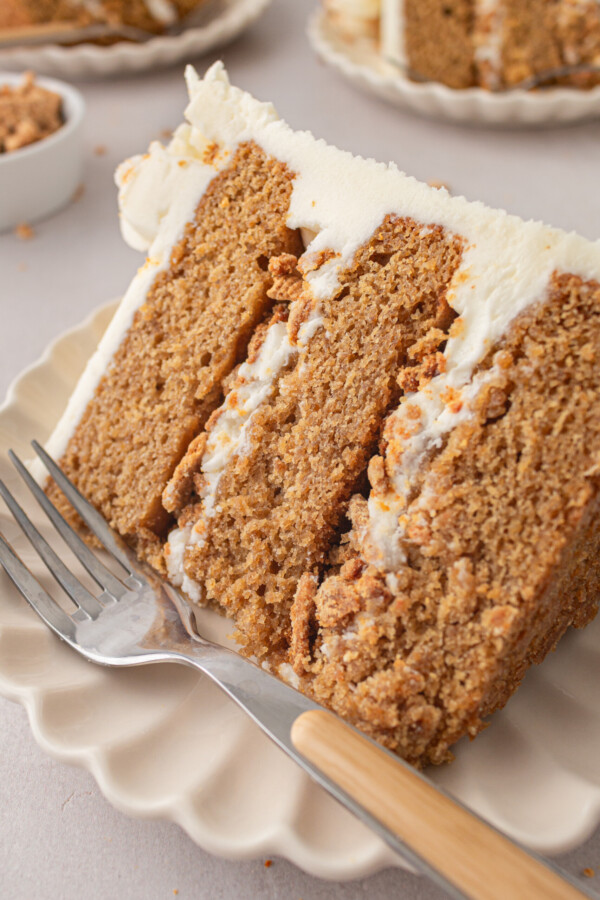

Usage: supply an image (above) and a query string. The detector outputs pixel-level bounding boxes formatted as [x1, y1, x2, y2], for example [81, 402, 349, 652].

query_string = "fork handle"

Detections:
[291, 710, 588, 900]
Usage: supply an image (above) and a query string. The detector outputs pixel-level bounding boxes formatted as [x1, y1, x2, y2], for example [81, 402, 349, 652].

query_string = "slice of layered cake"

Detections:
[0, 0, 208, 35]
[323, 0, 600, 90]
[46, 62, 600, 766]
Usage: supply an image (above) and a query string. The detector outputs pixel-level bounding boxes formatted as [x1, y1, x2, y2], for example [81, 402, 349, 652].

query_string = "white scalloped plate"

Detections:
[0, 0, 273, 78]
[1, 300, 600, 879]
[308, 8, 600, 126]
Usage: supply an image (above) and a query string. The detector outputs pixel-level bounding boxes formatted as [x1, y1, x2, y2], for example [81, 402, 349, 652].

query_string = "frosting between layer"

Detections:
[473, 0, 504, 89]
[165, 302, 324, 594]
[380, 0, 405, 68]
[72, 0, 178, 25]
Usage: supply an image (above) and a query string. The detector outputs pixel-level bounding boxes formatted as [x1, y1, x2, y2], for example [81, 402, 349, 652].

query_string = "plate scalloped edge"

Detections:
[0, 0, 274, 78]
[1, 302, 600, 880]
[307, 8, 600, 126]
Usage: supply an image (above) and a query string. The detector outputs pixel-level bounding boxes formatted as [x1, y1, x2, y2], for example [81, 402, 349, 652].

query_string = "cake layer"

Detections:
[403, 0, 475, 89]
[292, 270, 600, 765]
[47, 141, 301, 563]
[165, 215, 462, 658]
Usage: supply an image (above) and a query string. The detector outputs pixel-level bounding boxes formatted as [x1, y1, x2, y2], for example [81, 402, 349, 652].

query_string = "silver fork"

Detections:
[0, 442, 594, 900]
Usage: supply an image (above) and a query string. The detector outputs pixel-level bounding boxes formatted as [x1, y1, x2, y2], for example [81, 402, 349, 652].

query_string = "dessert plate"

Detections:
[0, 0, 273, 78]
[1, 300, 600, 879]
[308, 8, 600, 126]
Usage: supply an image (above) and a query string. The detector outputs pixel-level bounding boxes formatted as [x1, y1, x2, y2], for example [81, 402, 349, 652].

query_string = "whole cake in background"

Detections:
[45, 63, 600, 767]
[324, 0, 600, 89]
[0, 0, 207, 34]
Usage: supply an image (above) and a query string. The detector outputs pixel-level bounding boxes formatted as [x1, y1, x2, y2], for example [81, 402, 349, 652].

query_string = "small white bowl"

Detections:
[0, 72, 85, 232]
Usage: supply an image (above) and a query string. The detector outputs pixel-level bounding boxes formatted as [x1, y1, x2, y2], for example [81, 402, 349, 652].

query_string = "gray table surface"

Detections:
[2, 2, 600, 897]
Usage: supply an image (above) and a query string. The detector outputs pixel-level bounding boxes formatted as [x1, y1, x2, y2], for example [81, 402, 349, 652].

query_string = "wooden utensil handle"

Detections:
[291, 709, 587, 900]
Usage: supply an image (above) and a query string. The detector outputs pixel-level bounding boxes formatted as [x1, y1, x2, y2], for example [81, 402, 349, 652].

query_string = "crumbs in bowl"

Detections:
[0, 72, 64, 154]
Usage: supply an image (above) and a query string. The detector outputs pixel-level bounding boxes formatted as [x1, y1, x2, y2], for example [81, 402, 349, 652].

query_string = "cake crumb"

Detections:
[173, 890, 179, 895]
[264, 859, 273, 868]
[72, 183, 85, 202]
[583, 867, 595, 878]
[94, 144, 107, 156]
[427, 179, 451, 192]
[15, 222, 34, 240]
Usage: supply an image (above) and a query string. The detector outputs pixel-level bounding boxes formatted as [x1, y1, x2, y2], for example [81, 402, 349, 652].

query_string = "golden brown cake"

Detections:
[324, 0, 600, 89]
[46, 63, 600, 766]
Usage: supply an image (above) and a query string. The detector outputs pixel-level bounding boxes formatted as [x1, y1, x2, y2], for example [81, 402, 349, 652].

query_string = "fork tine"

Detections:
[8, 450, 129, 600]
[0, 530, 76, 640]
[0, 478, 102, 618]
[31, 441, 135, 576]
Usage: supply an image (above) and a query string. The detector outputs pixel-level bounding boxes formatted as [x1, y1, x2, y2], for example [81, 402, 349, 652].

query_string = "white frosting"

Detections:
[143, 0, 178, 25]
[71, 0, 178, 25]
[473, 0, 505, 89]
[325, 0, 381, 40]
[44, 61, 600, 590]
[164, 523, 203, 602]
[194, 321, 296, 519]
[380, 0, 405, 68]
[277, 662, 300, 689]
[75, 0, 104, 17]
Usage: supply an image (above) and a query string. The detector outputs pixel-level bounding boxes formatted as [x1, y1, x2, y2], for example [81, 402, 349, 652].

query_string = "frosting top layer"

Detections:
[118, 62, 600, 416]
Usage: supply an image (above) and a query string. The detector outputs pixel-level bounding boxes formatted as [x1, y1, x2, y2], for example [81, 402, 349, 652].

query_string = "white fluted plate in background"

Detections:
[1, 300, 600, 879]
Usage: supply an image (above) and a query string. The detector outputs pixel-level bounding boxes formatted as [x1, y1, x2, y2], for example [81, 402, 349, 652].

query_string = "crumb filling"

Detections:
[0, 72, 63, 154]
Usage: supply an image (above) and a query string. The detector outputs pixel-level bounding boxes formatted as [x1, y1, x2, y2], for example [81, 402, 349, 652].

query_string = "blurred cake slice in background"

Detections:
[0, 0, 210, 35]
[324, 0, 600, 89]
